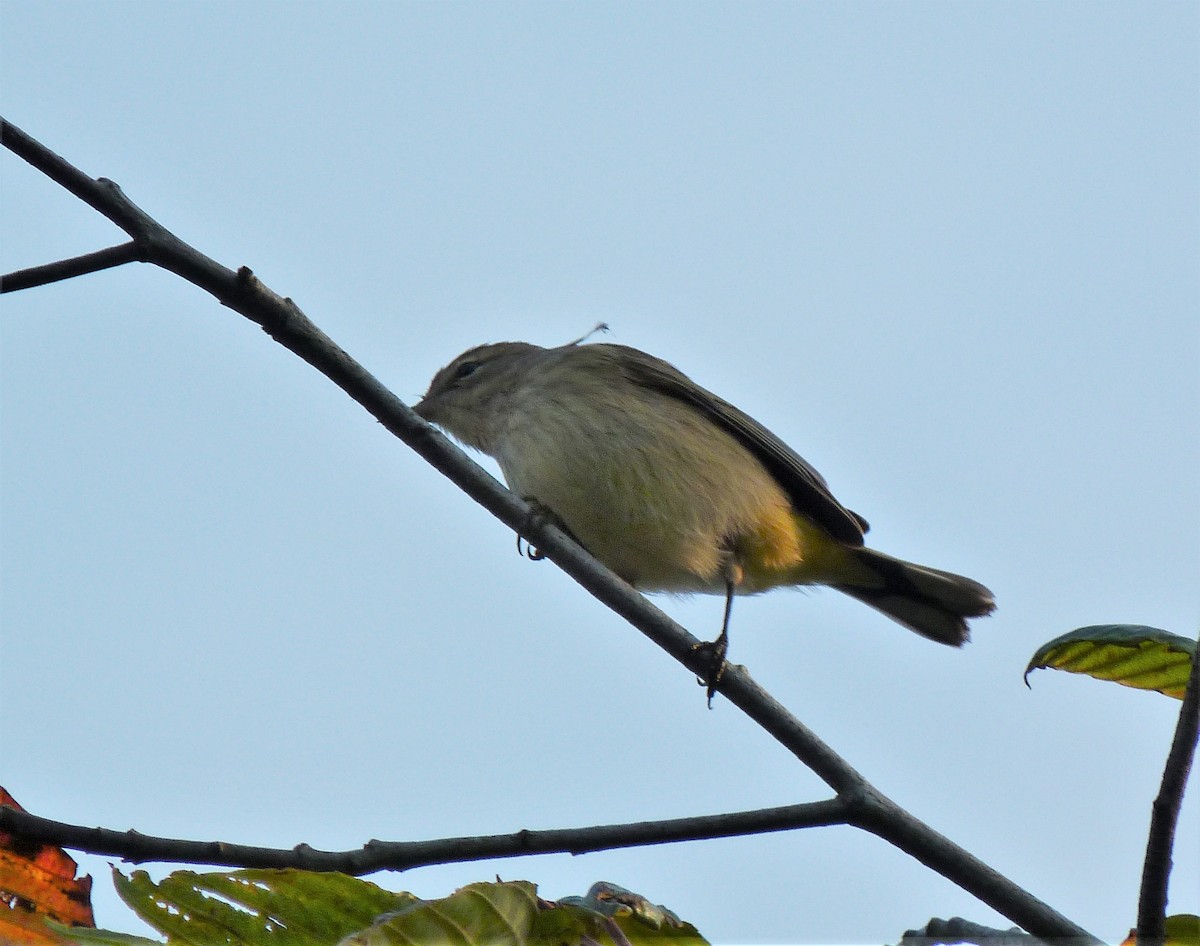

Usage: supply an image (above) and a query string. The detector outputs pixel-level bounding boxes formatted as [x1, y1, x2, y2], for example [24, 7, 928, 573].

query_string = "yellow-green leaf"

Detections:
[1025, 625, 1195, 699]
[344, 881, 709, 946]
[1164, 913, 1200, 946]
[1118, 913, 1200, 946]
[338, 881, 538, 946]
[113, 867, 415, 945]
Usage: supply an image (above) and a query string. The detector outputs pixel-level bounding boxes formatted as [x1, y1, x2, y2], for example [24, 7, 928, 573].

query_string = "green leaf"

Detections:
[48, 919, 163, 945]
[1118, 913, 1200, 946]
[340, 880, 708, 946]
[337, 880, 538, 946]
[1025, 625, 1196, 699]
[113, 867, 415, 945]
[107, 872, 706, 946]
[1164, 913, 1200, 946]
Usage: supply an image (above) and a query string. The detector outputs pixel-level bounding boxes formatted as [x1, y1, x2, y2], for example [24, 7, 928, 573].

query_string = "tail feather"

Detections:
[833, 548, 995, 646]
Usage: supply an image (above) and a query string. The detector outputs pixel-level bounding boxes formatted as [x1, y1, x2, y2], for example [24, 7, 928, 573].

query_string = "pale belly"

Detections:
[493, 394, 821, 594]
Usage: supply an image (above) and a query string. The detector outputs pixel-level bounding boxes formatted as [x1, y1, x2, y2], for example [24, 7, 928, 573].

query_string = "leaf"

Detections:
[113, 867, 415, 945]
[344, 880, 709, 946]
[338, 880, 539, 946]
[1164, 914, 1200, 946]
[1119, 914, 1200, 946]
[81, 871, 708, 946]
[1025, 625, 1196, 699]
[48, 922, 163, 945]
[0, 786, 96, 943]
[0, 911, 81, 946]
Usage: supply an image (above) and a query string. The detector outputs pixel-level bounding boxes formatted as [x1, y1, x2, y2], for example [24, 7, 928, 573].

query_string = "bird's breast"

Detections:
[493, 389, 810, 593]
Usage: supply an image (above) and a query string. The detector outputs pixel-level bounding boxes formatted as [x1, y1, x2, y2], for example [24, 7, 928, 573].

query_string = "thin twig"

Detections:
[0, 800, 848, 873]
[1137, 630, 1200, 945]
[1, 241, 142, 292]
[0, 116, 1102, 944]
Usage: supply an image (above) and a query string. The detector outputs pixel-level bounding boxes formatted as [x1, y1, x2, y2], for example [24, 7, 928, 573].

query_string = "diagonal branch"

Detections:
[1, 116, 1101, 944]
[1137, 629, 1200, 946]
[0, 799, 849, 873]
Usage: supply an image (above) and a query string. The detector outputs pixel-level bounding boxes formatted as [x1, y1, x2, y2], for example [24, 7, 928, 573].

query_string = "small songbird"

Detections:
[415, 339, 995, 691]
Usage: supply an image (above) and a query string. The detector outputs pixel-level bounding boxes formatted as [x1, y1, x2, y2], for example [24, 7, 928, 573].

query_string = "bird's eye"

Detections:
[452, 359, 481, 382]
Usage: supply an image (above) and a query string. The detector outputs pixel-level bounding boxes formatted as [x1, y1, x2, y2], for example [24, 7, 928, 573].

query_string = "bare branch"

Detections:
[0, 799, 848, 873]
[1, 242, 142, 292]
[1137, 629, 1200, 945]
[2, 118, 123, 218]
[0, 116, 1103, 945]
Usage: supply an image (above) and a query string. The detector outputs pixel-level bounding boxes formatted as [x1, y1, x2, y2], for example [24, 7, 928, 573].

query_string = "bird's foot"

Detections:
[516, 498, 580, 561]
[692, 633, 729, 708]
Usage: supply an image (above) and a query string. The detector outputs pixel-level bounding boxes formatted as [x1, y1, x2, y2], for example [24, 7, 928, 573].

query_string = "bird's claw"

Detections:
[517, 498, 579, 561]
[692, 634, 729, 708]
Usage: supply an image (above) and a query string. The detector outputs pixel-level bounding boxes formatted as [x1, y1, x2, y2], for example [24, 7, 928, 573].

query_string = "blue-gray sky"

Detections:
[2, 2, 1197, 943]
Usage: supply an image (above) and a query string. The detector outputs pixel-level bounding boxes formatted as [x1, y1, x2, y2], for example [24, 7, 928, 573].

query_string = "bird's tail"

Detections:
[832, 548, 995, 646]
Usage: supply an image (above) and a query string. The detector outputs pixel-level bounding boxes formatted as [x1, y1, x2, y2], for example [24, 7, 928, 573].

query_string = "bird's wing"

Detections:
[616, 346, 869, 545]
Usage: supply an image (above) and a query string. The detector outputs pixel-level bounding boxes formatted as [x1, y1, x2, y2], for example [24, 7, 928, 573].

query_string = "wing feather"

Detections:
[612, 345, 868, 545]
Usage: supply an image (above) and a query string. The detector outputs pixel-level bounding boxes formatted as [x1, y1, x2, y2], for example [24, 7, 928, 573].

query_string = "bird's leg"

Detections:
[693, 560, 741, 707]
[516, 497, 582, 561]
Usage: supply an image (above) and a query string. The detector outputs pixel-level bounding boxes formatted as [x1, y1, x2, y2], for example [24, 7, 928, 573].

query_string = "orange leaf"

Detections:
[0, 786, 95, 942]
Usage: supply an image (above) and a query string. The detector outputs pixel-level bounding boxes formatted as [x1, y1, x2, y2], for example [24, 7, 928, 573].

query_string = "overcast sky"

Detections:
[2, 2, 1197, 943]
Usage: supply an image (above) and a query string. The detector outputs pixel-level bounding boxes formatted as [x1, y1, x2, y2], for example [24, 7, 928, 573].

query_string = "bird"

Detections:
[414, 339, 995, 695]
